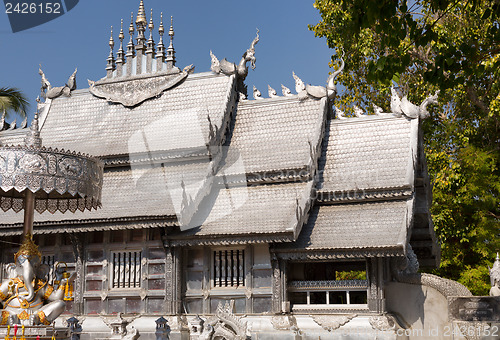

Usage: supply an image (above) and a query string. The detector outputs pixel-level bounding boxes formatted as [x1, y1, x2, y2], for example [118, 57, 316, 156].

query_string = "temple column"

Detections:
[271, 254, 287, 313]
[164, 246, 182, 315]
[367, 257, 386, 313]
[70, 233, 85, 315]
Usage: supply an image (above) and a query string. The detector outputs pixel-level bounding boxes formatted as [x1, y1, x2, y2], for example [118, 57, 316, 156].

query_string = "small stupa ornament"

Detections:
[489, 253, 500, 296]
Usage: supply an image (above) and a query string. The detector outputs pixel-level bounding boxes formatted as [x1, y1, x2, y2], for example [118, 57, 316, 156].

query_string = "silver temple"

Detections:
[2, 1, 494, 339]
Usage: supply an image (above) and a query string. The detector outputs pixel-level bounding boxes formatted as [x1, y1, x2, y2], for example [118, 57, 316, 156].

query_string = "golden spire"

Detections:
[14, 233, 41, 262]
[136, 0, 147, 26]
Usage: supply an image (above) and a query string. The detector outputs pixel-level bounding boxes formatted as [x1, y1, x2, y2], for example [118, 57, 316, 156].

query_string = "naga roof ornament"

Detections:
[38, 66, 77, 101]
[390, 86, 440, 119]
[210, 29, 260, 95]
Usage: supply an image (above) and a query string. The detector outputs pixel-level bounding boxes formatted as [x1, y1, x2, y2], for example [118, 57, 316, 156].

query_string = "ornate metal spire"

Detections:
[166, 16, 176, 70]
[106, 26, 116, 77]
[156, 12, 166, 65]
[135, 0, 147, 55]
[116, 19, 126, 68]
[126, 12, 136, 59]
[24, 110, 42, 148]
[146, 9, 156, 57]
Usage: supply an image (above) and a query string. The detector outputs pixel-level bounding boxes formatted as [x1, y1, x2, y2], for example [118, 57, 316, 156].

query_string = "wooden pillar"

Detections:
[70, 233, 85, 315]
[23, 190, 35, 237]
[367, 257, 386, 313]
[271, 254, 288, 313]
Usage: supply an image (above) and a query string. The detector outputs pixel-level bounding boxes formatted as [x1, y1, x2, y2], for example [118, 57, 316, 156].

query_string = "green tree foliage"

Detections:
[310, 0, 499, 295]
[0, 87, 29, 120]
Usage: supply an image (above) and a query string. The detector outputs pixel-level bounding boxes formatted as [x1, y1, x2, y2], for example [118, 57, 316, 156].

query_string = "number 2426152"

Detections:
[5, 2, 61, 14]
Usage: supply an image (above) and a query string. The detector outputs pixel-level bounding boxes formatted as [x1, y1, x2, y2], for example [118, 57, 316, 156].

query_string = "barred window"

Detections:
[111, 251, 142, 288]
[213, 249, 244, 287]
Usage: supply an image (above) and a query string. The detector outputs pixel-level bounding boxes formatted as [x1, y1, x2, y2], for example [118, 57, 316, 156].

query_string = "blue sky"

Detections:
[1, 0, 335, 123]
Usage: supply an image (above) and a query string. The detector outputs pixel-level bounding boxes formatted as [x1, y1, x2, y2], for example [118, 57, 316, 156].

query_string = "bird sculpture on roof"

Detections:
[0, 111, 6, 131]
[391, 85, 440, 119]
[281, 84, 292, 96]
[335, 107, 347, 119]
[210, 29, 259, 96]
[210, 50, 221, 74]
[390, 86, 403, 116]
[292, 71, 306, 94]
[268, 85, 278, 98]
[354, 106, 365, 117]
[38, 65, 51, 100]
[39, 67, 78, 100]
[67, 68, 77, 91]
[326, 53, 345, 99]
[302, 53, 345, 100]
[373, 104, 385, 115]
[253, 85, 263, 100]
[7, 119, 16, 130]
[19, 115, 27, 129]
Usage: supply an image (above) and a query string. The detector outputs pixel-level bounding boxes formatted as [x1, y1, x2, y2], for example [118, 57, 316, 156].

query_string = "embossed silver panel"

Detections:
[0, 145, 103, 213]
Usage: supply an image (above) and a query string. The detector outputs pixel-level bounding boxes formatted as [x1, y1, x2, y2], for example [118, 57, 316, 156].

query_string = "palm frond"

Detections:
[0, 87, 29, 119]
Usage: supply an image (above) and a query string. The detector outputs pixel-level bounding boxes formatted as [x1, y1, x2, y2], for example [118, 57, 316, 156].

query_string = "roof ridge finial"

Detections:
[126, 12, 136, 59]
[166, 15, 176, 70]
[106, 26, 116, 78]
[135, 0, 147, 55]
[116, 19, 126, 68]
[146, 8, 155, 57]
[156, 12, 165, 64]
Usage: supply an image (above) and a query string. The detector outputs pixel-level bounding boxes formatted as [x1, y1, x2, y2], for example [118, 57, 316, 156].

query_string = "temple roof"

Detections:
[0, 4, 439, 263]
[318, 116, 417, 195]
[168, 181, 314, 245]
[274, 199, 412, 258]
[222, 96, 327, 179]
[37, 72, 235, 159]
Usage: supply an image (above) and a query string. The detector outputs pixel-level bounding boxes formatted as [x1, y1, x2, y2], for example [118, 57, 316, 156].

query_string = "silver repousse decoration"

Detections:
[88, 65, 193, 107]
[0, 113, 103, 214]
[0, 146, 103, 213]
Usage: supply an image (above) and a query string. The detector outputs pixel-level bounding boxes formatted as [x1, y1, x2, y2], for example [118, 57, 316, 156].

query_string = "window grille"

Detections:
[213, 249, 244, 287]
[111, 251, 142, 288]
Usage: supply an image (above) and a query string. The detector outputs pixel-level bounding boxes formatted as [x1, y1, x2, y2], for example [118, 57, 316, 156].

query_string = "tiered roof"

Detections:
[0, 1, 439, 265]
